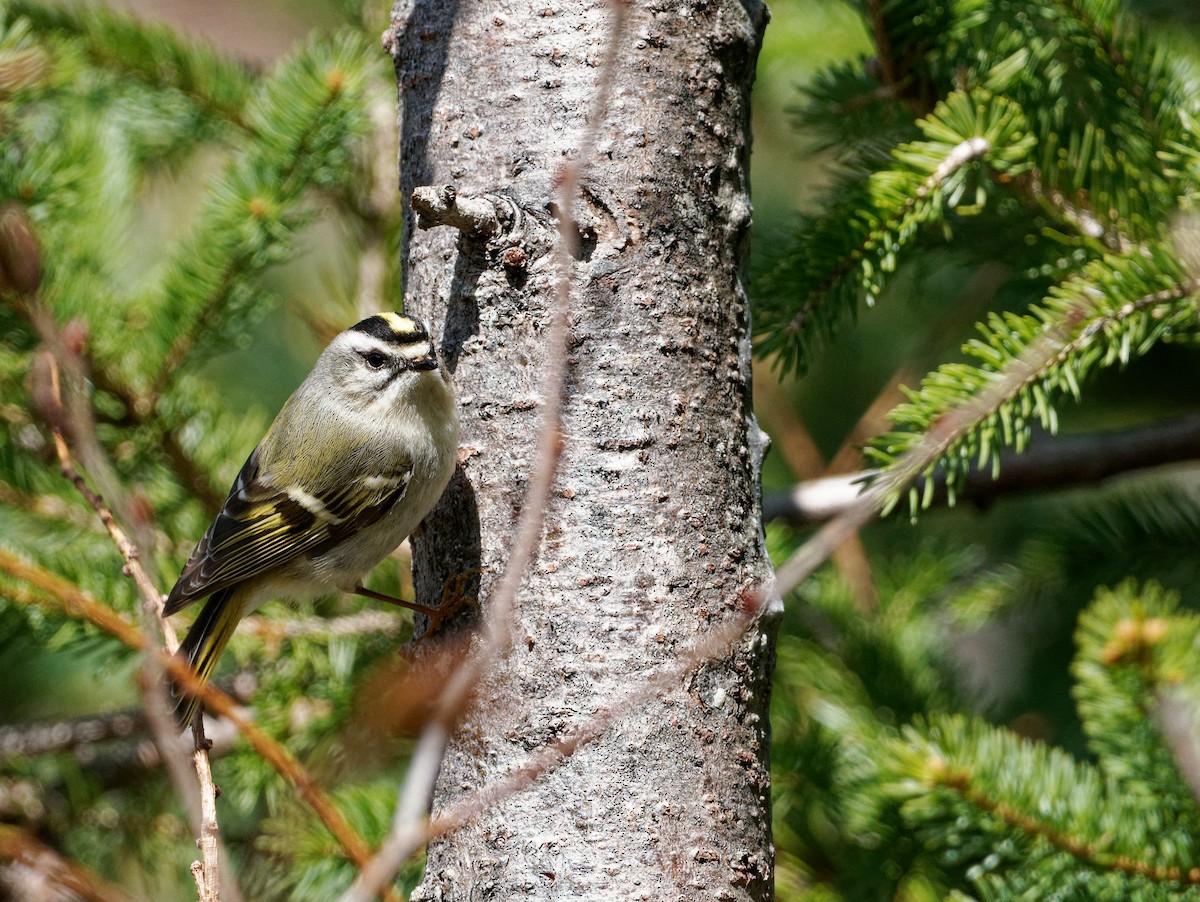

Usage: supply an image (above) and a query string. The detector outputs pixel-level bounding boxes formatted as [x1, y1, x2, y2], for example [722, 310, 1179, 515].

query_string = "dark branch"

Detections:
[764, 412, 1200, 525]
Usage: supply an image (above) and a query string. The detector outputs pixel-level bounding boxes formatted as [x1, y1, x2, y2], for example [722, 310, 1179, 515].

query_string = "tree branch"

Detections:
[410, 185, 514, 238]
[35, 352, 234, 902]
[773, 279, 1200, 598]
[0, 705, 241, 788]
[928, 756, 1200, 885]
[0, 552, 401, 902]
[764, 413, 1200, 525]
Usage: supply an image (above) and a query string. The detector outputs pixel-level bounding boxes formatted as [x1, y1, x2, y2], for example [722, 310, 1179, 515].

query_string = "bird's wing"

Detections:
[163, 446, 412, 615]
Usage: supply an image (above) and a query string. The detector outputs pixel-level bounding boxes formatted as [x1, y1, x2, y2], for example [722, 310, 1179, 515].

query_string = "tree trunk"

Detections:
[386, 1, 777, 899]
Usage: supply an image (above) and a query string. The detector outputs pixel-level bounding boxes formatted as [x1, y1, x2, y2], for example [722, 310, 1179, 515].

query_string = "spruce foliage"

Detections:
[760, 0, 1200, 899]
[0, 2, 415, 897]
[755, 0, 1200, 509]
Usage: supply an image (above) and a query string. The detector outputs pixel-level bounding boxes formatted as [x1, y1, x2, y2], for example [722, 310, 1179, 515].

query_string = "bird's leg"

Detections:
[352, 573, 480, 633]
[352, 584, 440, 615]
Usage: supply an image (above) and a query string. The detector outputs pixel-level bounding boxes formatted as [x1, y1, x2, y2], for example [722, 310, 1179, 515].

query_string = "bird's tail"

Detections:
[171, 585, 247, 727]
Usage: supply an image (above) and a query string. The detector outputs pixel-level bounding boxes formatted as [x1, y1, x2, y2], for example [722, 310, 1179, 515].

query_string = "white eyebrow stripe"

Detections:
[396, 340, 434, 360]
[344, 334, 395, 356]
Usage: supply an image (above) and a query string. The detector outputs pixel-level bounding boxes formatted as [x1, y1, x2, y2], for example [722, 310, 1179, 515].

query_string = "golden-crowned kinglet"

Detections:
[164, 313, 459, 724]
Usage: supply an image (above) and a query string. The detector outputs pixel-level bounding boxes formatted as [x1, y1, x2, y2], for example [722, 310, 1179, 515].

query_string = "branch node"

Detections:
[411, 185, 514, 238]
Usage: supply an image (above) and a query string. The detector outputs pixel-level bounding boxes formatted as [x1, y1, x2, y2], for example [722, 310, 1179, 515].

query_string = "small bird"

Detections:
[164, 313, 460, 725]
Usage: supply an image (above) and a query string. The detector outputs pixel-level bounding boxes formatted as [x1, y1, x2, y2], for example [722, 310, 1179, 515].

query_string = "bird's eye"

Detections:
[363, 351, 388, 370]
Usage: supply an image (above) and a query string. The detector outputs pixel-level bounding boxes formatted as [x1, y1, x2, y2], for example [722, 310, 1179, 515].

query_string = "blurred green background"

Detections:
[4, 1, 1200, 899]
[6, 0, 1199, 793]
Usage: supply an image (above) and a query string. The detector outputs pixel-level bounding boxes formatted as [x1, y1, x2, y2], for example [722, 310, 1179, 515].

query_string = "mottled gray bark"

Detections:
[385, 2, 777, 899]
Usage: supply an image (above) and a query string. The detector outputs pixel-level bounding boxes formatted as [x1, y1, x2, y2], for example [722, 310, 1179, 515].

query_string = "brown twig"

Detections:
[0, 551, 402, 902]
[47, 435, 171, 642]
[39, 354, 235, 901]
[0, 824, 143, 902]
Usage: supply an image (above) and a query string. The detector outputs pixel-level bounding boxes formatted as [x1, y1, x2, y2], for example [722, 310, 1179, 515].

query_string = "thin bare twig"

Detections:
[240, 609, 406, 641]
[0, 710, 147, 760]
[39, 352, 232, 902]
[0, 550, 404, 902]
[190, 716, 222, 902]
[341, 5, 631, 901]
[0, 703, 241, 779]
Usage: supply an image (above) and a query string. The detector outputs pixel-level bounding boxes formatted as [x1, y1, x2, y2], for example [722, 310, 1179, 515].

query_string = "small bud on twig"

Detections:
[0, 203, 43, 295]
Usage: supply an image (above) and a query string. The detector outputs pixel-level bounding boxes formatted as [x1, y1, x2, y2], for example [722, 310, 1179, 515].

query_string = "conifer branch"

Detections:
[6, 0, 256, 129]
[781, 134, 991, 339]
[928, 757, 1200, 885]
[37, 354, 236, 902]
[774, 266, 1200, 596]
[0, 476, 100, 530]
[85, 347, 226, 515]
[756, 90, 1034, 372]
[149, 31, 372, 398]
[3, 270, 226, 517]
[1009, 169, 1127, 251]
[0, 704, 243, 778]
[868, 263, 1200, 515]
[0, 550, 403, 902]
[1058, 0, 1157, 140]
[1071, 582, 1200, 830]
[43, 361, 170, 635]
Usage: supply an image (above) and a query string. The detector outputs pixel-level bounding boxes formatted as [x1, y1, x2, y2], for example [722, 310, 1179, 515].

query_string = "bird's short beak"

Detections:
[412, 350, 439, 371]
